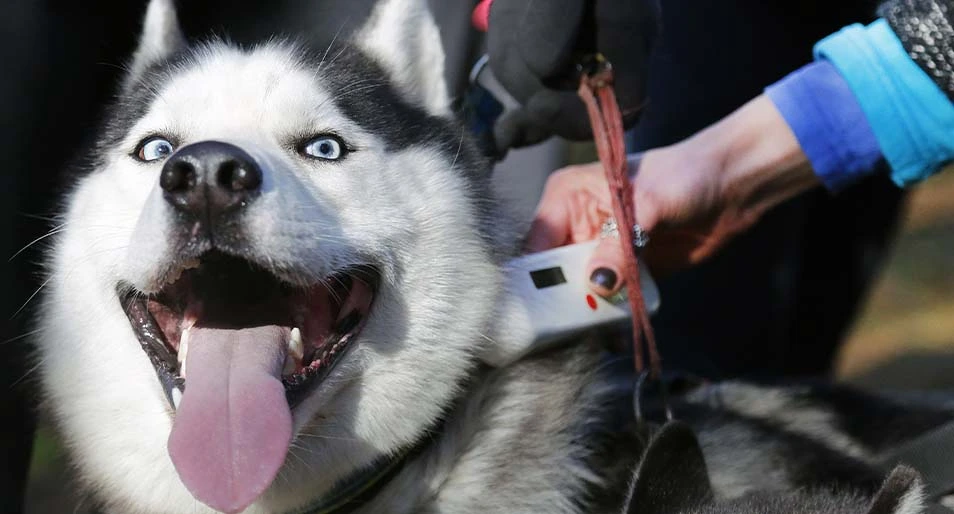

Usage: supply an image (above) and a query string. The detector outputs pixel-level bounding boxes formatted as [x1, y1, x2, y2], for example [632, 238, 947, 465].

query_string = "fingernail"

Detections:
[589, 268, 618, 290]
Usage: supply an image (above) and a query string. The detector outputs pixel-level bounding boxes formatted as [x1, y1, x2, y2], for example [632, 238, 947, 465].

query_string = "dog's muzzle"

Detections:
[160, 140, 262, 225]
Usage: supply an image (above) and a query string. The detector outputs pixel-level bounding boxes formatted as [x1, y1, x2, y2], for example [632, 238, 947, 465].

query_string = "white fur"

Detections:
[39, 2, 504, 512]
[895, 483, 926, 514]
[127, 0, 186, 83]
[691, 382, 873, 462]
[355, 0, 451, 116]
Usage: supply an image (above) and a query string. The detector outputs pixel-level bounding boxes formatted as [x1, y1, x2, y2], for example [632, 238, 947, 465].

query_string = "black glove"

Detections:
[486, 0, 660, 154]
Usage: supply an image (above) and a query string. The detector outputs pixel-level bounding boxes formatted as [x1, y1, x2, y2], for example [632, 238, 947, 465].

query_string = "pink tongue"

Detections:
[168, 326, 293, 514]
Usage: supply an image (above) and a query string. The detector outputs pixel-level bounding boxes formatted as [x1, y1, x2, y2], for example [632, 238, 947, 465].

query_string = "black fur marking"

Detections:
[691, 491, 871, 514]
[312, 45, 491, 175]
[868, 466, 921, 514]
[802, 385, 954, 453]
[90, 48, 198, 168]
[623, 421, 715, 514]
[676, 404, 887, 495]
[296, 43, 507, 255]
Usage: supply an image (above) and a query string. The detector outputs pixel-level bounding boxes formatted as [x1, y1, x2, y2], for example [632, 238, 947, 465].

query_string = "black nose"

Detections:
[160, 141, 262, 220]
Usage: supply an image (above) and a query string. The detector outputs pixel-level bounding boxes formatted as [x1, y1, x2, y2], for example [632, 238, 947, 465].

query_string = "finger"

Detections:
[493, 107, 554, 152]
[586, 237, 626, 298]
[525, 163, 612, 252]
[525, 213, 569, 253]
[516, 0, 585, 81]
[487, 0, 586, 101]
[525, 179, 576, 252]
[568, 189, 606, 244]
[632, 151, 663, 233]
[524, 89, 593, 141]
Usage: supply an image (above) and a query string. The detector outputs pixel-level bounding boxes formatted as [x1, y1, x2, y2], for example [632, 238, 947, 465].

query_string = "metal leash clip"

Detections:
[633, 369, 674, 426]
[576, 53, 614, 88]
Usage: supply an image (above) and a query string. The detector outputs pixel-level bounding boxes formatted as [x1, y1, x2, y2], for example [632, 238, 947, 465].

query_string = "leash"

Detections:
[577, 55, 662, 383]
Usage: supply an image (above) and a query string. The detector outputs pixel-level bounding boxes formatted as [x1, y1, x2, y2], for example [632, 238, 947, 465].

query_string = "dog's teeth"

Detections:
[172, 388, 182, 410]
[283, 328, 304, 377]
[166, 267, 183, 284]
[183, 309, 199, 330]
[182, 258, 201, 270]
[283, 354, 297, 376]
[289, 327, 304, 361]
[178, 327, 191, 378]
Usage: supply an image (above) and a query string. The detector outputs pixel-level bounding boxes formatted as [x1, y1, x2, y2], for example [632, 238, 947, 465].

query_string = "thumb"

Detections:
[631, 151, 660, 233]
[586, 237, 626, 298]
[585, 152, 657, 298]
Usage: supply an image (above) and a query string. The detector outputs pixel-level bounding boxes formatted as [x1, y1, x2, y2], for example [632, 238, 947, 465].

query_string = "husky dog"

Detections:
[35, 0, 954, 513]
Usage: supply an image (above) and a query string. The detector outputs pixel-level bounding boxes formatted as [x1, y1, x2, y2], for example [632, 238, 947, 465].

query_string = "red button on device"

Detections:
[586, 294, 598, 311]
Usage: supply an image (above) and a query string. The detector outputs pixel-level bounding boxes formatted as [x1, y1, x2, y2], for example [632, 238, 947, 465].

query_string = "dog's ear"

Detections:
[354, 0, 450, 117]
[621, 421, 714, 514]
[866, 466, 926, 514]
[125, 0, 186, 89]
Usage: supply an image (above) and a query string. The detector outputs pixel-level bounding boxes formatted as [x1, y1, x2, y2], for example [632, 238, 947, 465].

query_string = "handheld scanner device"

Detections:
[485, 240, 661, 366]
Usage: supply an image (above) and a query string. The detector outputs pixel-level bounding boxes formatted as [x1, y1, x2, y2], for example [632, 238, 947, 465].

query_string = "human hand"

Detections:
[526, 95, 820, 297]
[484, 0, 659, 153]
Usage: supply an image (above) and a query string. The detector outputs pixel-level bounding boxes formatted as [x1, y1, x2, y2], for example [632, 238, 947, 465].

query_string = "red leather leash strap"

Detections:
[578, 59, 661, 378]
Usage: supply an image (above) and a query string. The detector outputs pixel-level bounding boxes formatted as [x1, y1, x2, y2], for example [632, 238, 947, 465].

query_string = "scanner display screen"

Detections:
[529, 267, 567, 289]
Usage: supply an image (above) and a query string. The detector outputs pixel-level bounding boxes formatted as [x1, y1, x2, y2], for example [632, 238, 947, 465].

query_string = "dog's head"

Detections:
[40, 0, 511, 512]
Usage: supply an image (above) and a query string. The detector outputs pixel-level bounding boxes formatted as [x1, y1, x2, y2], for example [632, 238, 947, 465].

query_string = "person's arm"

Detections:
[528, 94, 817, 285]
[768, 0, 954, 190]
[529, 2, 954, 297]
[764, 62, 884, 192]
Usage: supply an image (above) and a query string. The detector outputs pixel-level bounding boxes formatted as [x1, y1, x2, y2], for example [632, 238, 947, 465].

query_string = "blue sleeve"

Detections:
[814, 20, 954, 187]
[765, 61, 883, 192]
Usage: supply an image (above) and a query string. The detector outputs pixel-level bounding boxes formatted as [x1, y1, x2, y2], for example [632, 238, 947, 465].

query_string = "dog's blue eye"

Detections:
[136, 137, 175, 162]
[301, 136, 345, 161]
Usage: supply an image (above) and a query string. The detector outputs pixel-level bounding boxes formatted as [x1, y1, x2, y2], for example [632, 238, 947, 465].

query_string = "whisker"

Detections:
[11, 243, 131, 320]
[295, 432, 361, 442]
[16, 211, 62, 223]
[315, 20, 349, 75]
[449, 124, 466, 171]
[10, 357, 43, 388]
[10, 276, 54, 320]
[1, 328, 42, 346]
[9, 225, 69, 262]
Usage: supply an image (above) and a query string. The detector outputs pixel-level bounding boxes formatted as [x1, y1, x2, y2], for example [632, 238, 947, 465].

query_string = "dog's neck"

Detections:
[292, 418, 444, 514]
[335, 351, 638, 514]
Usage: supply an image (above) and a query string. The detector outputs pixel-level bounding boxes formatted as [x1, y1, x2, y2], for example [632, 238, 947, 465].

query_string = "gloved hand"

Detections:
[484, 0, 660, 154]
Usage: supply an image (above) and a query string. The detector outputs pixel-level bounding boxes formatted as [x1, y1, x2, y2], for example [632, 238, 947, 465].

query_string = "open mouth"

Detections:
[119, 251, 379, 410]
[118, 251, 379, 511]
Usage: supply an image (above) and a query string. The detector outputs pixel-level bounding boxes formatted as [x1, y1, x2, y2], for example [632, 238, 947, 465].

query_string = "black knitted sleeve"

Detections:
[878, 0, 954, 100]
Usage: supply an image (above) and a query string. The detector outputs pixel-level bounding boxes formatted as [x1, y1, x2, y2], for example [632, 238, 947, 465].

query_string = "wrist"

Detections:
[689, 95, 819, 220]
